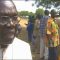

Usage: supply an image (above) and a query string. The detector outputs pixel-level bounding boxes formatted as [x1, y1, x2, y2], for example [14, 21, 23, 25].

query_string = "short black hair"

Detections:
[50, 9, 56, 15]
[50, 9, 56, 18]
[44, 10, 49, 15]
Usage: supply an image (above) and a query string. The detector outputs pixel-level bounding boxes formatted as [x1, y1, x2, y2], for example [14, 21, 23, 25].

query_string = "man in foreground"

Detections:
[0, 0, 32, 60]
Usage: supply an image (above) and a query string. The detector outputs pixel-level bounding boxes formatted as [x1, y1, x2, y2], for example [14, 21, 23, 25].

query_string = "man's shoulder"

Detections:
[47, 17, 53, 23]
[43, 16, 49, 19]
[4, 37, 32, 59]
[13, 37, 30, 46]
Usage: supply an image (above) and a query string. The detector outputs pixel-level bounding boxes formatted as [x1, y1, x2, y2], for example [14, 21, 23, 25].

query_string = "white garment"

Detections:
[40, 38, 45, 58]
[40, 37, 48, 60]
[1, 37, 32, 60]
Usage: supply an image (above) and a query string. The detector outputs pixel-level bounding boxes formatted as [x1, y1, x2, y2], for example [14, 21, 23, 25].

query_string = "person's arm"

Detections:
[45, 19, 52, 46]
[46, 20, 52, 39]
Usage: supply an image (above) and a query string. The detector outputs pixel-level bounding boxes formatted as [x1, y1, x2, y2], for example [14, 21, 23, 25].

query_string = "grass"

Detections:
[17, 18, 28, 42]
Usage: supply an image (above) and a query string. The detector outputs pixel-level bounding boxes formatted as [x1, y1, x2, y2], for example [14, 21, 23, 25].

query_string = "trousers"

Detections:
[40, 37, 48, 60]
[48, 47, 58, 60]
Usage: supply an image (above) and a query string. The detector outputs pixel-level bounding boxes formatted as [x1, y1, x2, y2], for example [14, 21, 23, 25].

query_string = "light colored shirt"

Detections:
[0, 37, 32, 60]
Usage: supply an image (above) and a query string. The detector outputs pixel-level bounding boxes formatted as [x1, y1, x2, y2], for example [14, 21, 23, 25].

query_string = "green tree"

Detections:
[35, 8, 44, 17]
[35, 0, 60, 8]
[28, 12, 36, 23]
[18, 11, 29, 16]
[25, 0, 60, 8]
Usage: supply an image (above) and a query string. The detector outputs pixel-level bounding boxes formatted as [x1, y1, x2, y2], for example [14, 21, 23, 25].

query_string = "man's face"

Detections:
[0, 14, 18, 45]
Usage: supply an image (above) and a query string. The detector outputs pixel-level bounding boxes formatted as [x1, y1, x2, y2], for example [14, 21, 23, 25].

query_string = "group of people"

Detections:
[0, 0, 60, 60]
[27, 8, 60, 60]
[40, 9, 60, 60]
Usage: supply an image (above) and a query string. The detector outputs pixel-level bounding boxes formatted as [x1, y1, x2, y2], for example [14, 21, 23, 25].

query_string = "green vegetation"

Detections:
[18, 11, 29, 16]
[35, 8, 44, 16]
[35, 8, 44, 18]
[28, 12, 36, 23]
[18, 8, 45, 23]
[25, 0, 60, 9]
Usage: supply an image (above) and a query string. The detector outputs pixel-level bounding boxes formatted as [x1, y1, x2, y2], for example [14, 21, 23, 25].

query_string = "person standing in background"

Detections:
[40, 10, 49, 60]
[43, 10, 50, 60]
[27, 13, 35, 44]
[46, 9, 59, 60]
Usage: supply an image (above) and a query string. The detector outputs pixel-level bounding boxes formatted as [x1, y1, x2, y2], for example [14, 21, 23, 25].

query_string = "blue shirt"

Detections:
[40, 16, 49, 37]
[27, 22, 34, 33]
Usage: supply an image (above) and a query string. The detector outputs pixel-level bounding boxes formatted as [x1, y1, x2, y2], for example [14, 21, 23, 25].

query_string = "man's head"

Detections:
[50, 9, 56, 18]
[44, 10, 49, 16]
[0, 0, 18, 45]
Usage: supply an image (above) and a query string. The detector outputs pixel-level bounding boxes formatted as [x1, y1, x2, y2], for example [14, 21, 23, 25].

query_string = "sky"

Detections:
[13, 1, 37, 13]
[13, 0, 58, 13]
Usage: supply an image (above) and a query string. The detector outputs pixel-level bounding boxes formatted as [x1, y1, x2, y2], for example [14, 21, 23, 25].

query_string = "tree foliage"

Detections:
[36, 0, 60, 8]
[35, 8, 44, 16]
[18, 8, 44, 19]
[35, 8, 44, 18]
[18, 11, 29, 16]
[25, 0, 60, 9]
[28, 12, 36, 22]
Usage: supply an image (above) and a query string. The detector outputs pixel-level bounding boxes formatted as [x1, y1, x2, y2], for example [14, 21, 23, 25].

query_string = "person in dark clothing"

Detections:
[27, 14, 35, 43]
[27, 22, 34, 42]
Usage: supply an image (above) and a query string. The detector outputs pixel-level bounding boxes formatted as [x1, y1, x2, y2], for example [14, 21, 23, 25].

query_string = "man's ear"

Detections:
[15, 24, 22, 36]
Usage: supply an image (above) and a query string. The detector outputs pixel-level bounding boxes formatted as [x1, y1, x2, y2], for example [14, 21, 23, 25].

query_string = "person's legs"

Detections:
[48, 47, 58, 60]
[44, 46, 48, 60]
[28, 32, 32, 42]
[54, 47, 58, 60]
[48, 47, 53, 60]
[40, 38, 45, 59]
[34, 32, 40, 53]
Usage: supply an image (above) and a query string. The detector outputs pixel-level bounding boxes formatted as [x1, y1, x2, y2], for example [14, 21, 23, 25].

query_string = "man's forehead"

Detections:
[4, 1, 14, 7]
[0, 0, 17, 15]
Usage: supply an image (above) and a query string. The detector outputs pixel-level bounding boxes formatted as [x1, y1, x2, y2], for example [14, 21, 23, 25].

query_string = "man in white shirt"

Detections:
[0, 0, 32, 60]
[3, 37, 32, 59]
